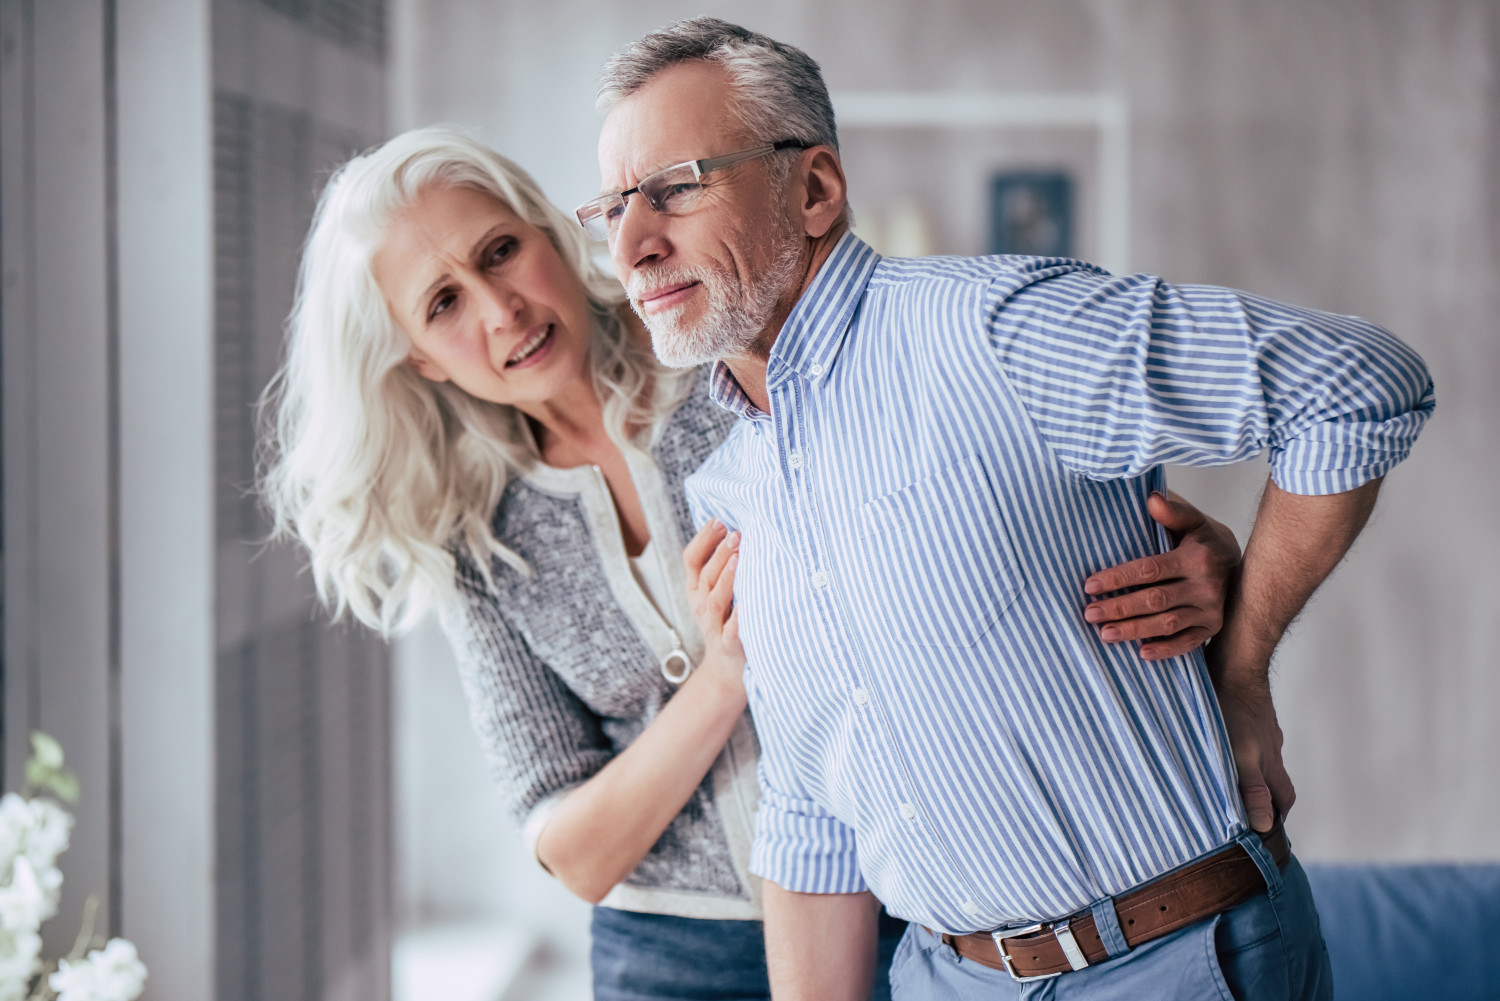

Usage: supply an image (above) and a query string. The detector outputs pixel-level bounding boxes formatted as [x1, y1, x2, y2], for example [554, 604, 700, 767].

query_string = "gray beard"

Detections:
[631, 223, 804, 369]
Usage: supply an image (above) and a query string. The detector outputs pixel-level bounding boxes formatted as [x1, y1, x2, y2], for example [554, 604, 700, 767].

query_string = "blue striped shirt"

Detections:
[683, 233, 1434, 933]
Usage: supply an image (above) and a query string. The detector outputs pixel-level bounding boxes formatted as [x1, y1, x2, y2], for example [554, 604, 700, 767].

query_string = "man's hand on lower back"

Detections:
[1206, 476, 1382, 833]
[1210, 663, 1296, 832]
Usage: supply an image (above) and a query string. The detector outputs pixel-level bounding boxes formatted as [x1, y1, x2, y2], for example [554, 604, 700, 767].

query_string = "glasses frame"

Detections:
[575, 138, 812, 242]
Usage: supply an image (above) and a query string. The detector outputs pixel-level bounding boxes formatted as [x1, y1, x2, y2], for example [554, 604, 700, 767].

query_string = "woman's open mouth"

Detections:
[505, 324, 554, 368]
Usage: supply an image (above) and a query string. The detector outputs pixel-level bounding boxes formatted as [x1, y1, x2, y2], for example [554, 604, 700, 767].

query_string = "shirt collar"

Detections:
[706, 361, 767, 420]
[705, 231, 882, 417]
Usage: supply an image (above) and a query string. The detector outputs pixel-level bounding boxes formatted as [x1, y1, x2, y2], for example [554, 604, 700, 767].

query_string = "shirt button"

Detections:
[810, 570, 829, 588]
[852, 687, 870, 706]
[788, 452, 803, 469]
[809, 363, 824, 377]
[962, 900, 983, 917]
[899, 802, 917, 821]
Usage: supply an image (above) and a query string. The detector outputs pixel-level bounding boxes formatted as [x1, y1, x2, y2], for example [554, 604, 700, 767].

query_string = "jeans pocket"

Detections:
[1212, 890, 1291, 1001]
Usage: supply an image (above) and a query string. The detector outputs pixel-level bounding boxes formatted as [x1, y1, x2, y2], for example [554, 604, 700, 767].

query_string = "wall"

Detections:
[387, 0, 1500, 949]
[1, 1, 397, 998]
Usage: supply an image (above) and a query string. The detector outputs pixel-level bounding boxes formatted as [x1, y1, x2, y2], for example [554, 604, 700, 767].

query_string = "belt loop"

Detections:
[1235, 827, 1285, 900]
[1089, 896, 1131, 958]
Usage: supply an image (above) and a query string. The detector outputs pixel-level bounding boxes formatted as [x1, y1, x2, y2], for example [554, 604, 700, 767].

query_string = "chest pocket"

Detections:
[855, 453, 1026, 648]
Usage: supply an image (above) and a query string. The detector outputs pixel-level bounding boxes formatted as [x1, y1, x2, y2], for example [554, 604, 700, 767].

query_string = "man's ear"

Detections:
[406, 346, 449, 384]
[795, 147, 848, 240]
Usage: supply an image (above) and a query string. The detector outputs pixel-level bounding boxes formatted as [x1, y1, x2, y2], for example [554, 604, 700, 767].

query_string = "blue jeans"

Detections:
[591, 906, 908, 1001]
[890, 845, 1332, 1001]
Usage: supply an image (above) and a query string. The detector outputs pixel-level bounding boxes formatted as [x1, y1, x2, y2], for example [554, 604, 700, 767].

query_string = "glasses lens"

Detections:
[639, 164, 704, 215]
[575, 196, 621, 242]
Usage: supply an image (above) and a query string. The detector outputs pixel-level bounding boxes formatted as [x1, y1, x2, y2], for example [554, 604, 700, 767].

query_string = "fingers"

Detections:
[1240, 776, 1276, 833]
[1137, 627, 1213, 661]
[724, 601, 740, 645]
[697, 530, 740, 601]
[683, 518, 728, 590]
[1145, 489, 1208, 537]
[706, 552, 738, 625]
[1239, 743, 1294, 833]
[1085, 579, 1219, 629]
[1265, 753, 1297, 824]
[1085, 541, 1219, 597]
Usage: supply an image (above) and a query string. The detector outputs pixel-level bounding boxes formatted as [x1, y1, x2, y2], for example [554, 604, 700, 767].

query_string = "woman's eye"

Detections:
[487, 236, 518, 265]
[427, 291, 456, 322]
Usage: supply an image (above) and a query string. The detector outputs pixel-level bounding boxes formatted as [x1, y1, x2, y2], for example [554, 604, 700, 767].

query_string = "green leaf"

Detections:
[29, 731, 64, 770]
[25, 730, 79, 804]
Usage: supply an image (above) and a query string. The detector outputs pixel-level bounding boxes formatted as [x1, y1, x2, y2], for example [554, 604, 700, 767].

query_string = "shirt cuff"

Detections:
[1270, 407, 1431, 495]
[748, 787, 867, 894]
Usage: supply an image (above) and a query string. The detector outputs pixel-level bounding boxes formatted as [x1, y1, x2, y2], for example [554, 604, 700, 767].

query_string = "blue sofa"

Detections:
[1303, 863, 1500, 1000]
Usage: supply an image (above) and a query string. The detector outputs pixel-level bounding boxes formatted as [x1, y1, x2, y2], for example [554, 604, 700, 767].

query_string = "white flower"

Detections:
[50, 939, 147, 1001]
[0, 793, 71, 891]
[0, 926, 42, 1001]
[0, 856, 55, 932]
[0, 795, 31, 872]
[22, 798, 72, 873]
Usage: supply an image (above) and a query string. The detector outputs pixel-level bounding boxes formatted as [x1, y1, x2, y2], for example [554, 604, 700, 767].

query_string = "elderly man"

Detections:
[583, 18, 1433, 1001]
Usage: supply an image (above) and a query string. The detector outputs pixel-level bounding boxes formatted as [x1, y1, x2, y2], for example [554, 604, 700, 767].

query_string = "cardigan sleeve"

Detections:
[439, 556, 614, 827]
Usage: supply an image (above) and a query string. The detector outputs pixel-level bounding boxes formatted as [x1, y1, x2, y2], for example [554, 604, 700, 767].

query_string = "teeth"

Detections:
[509, 326, 550, 364]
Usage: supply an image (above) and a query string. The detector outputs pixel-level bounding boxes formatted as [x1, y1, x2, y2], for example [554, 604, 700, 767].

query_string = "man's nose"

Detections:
[611, 194, 669, 277]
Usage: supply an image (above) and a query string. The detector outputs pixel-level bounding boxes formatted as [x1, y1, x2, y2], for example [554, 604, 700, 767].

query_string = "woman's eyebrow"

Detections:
[467, 223, 510, 260]
[414, 271, 453, 317]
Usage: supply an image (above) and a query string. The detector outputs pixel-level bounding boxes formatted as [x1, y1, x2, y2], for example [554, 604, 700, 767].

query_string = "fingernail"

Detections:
[709, 517, 722, 530]
[1084, 579, 1102, 595]
[726, 531, 740, 548]
[1101, 626, 1121, 641]
[1083, 606, 1103, 622]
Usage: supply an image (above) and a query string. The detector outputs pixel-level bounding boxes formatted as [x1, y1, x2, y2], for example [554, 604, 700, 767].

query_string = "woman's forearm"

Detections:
[535, 658, 748, 903]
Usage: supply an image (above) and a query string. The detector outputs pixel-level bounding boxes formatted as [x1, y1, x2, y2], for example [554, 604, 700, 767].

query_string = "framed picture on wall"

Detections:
[989, 170, 1074, 258]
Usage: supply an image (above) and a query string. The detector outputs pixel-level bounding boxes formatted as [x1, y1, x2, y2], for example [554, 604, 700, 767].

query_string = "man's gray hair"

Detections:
[597, 17, 838, 153]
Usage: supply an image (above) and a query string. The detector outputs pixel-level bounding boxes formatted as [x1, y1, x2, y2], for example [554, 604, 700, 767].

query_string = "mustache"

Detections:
[627, 264, 715, 301]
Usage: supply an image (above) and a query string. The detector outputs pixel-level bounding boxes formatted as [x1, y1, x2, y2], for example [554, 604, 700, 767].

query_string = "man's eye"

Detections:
[604, 202, 626, 222]
[657, 182, 702, 208]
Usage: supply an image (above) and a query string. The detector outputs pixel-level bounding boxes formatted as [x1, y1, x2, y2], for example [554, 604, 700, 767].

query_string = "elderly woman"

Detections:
[259, 126, 1240, 1000]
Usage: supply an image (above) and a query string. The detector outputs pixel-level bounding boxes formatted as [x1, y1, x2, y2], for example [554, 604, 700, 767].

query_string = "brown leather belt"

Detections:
[938, 826, 1290, 981]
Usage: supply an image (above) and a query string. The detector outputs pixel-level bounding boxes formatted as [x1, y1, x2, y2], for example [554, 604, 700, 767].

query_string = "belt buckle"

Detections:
[991, 923, 1062, 983]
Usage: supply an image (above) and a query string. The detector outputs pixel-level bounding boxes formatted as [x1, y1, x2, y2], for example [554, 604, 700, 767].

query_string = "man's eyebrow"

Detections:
[598, 155, 690, 197]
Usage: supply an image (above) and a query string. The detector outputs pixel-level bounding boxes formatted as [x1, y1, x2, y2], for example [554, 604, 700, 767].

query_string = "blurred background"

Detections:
[1, 1, 1495, 999]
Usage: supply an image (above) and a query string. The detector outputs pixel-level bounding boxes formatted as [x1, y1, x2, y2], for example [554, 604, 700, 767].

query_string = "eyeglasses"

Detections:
[575, 139, 811, 242]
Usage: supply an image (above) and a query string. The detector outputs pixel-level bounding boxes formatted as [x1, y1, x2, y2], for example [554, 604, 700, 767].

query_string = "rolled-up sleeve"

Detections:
[686, 468, 868, 894]
[749, 759, 867, 894]
[985, 265, 1436, 494]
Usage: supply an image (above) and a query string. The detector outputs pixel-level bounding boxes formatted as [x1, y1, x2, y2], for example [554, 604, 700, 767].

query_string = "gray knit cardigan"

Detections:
[440, 375, 764, 920]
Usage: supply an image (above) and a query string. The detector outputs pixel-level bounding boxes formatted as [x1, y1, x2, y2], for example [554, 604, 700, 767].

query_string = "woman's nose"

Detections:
[474, 279, 525, 330]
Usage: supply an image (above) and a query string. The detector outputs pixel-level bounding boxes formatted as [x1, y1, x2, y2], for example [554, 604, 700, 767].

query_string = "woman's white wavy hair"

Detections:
[260, 125, 690, 635]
